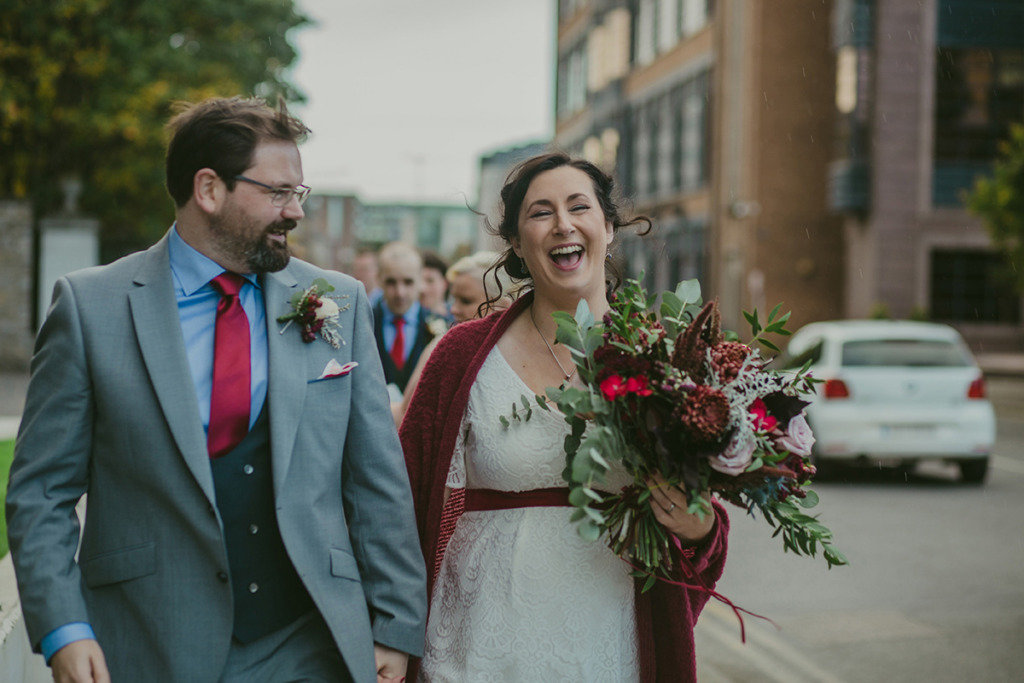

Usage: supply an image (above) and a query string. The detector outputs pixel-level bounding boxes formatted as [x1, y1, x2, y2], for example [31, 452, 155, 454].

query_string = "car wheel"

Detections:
[959, 458, 989, 484]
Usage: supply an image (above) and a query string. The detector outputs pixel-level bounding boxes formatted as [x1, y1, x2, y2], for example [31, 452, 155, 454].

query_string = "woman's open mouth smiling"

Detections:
[549, 244, 584, 270]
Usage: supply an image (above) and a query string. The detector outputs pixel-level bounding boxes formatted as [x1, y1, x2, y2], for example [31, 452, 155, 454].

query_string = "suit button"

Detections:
[248, 582, 259, 594]
[217, 571, 229, 583]
[249, 524, 259, 535]
[243, 464, 254, 475]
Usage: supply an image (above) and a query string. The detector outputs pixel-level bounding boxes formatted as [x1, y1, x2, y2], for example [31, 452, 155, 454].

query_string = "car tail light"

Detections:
[967, 376, 986, 399]
[823, 378, 850, 399]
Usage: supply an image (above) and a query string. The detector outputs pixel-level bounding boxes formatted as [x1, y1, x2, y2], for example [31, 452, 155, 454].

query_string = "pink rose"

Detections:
[710, 436, 756, 476]
[776, 413, 815, 457]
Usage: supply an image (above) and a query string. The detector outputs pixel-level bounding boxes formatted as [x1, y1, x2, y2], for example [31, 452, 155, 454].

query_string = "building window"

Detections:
[680, 75, 708, 191]
[657, 95, 674, 195]
[935, 48, 1024, 163]
[633, 105, 651, 198]
[933, 0, 1024, 207]
[557, 42, 589, 120]
[635, 0, 656, 66]
[657, 0, 679, 54]
[930, 249, 1020, 323]
[680, 0, 710, 38]
[661, 218, 707, 290]
[631, 71, 709, 201]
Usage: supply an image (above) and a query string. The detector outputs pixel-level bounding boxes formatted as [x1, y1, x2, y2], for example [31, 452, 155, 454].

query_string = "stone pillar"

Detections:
[37, 216, 100, 326]
[0, 200, 34, 371]
[36, 176, 100, 329]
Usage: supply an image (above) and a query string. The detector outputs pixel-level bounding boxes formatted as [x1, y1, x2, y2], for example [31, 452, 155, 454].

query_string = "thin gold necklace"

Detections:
[530, 304, 577, 382]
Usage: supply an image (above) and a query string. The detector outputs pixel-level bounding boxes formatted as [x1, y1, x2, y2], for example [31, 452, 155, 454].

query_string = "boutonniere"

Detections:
[426, 315, 449, 338]
[277, 278, 350, 348]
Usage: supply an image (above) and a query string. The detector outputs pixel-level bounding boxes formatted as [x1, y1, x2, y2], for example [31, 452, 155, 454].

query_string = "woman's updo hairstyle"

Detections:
[484, 152, 650, 305]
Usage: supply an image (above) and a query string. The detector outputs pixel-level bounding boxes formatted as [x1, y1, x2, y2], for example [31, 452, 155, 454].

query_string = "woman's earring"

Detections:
[605, 251, 612, 261]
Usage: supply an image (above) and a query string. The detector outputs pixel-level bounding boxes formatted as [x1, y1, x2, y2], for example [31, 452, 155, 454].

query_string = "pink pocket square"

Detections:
[316, 359, 358, 380]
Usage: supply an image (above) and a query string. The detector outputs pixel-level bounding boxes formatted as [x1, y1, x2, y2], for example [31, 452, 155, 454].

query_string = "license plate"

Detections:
[880, 424, 937, 439]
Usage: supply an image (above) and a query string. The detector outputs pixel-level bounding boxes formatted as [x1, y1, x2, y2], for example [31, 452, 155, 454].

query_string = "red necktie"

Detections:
[208, 273, 251, 459]
[390, 317, 406, 370]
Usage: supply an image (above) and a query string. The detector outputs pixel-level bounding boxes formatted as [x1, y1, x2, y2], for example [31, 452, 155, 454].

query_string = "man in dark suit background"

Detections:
[372, 242, 439, 396]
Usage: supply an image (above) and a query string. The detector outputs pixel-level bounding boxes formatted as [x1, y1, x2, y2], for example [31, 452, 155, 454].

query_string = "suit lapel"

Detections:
[263, 267, 304, 500]
[128, 236, 216, 506]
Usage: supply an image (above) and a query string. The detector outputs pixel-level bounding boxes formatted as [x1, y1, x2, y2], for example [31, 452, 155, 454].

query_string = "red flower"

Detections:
[600, 374, 627, 401]
[624, 375, 653, 397]
[676, 385, 731, 442]
[750, 398, 778, 432]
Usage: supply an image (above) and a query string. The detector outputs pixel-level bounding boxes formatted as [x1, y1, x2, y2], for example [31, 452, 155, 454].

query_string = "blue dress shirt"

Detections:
[40, 226, 270, 662]
[381, 301, 421, 365]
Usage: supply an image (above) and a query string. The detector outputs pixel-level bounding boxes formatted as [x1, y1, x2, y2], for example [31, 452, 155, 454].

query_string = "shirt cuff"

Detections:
[41, 623, 96, 664]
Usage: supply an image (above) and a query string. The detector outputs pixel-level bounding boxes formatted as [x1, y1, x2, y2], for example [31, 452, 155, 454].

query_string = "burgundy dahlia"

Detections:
[675, 385, 730, 442]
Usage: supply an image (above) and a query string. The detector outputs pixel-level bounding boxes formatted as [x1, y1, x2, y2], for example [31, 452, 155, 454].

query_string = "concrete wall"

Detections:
[0, 201, 34, 371]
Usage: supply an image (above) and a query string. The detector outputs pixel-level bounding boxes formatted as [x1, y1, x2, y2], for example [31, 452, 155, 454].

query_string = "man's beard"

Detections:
[211, 212, 294, 273]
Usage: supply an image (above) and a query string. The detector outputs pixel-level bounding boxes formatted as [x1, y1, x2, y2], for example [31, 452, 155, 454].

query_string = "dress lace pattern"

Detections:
[420, 347, 639, 682]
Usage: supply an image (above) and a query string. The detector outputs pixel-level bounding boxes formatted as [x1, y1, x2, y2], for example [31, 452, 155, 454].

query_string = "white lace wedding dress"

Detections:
[419, 347, 639, 682]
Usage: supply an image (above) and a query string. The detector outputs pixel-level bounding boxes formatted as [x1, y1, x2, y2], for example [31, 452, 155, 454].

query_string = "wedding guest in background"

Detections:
[373, 241, 439, 397]
[400, 153, 729, 681]
[446, 250, 515, 324]
[352, 247, 382, 305]
[5, 96, 425, 683]
[391, 250, 515, 426]
[419, 250, 452, 321]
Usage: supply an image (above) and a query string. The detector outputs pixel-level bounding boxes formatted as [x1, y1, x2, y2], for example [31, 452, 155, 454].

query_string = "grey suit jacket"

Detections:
[5, 233, 427, 682]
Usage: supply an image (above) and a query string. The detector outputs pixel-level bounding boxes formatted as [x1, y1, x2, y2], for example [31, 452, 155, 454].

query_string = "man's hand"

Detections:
[50, 639, 110, 683]
[374, 643, 409, 683]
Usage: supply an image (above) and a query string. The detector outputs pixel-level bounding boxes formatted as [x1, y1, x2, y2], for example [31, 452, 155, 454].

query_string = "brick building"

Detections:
[554, 0, 1024, 347]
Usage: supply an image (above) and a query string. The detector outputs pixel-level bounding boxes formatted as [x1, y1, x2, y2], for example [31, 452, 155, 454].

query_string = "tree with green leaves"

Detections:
[0, 0, 310, 260]
[967, 123, 1024, 294]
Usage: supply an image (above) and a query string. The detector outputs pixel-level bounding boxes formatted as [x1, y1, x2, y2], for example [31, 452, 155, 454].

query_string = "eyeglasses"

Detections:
[233, 175, 311, 207]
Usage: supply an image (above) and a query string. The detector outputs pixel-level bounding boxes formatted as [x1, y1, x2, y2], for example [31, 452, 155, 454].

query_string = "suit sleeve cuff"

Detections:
[41, 623, 96, 664]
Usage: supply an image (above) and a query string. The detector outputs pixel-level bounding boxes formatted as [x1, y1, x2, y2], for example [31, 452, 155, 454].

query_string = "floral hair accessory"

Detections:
[277, 278, 350, 348]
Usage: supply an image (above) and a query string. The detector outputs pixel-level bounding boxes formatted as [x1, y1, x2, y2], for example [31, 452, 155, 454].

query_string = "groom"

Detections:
[5, 97, 426, 682]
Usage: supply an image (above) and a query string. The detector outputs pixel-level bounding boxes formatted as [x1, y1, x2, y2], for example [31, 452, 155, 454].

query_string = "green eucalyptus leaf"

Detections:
[578, 520, 602, 542]
[574, 298, 595, 329]
[798, 490, 820, 508]
[675, 279, 702, 306]
[568, 487, 592, 507]
[583, 506, 606, 525]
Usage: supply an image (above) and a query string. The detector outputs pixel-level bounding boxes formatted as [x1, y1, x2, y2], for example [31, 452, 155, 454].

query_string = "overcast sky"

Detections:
[290, 0, 554, 204]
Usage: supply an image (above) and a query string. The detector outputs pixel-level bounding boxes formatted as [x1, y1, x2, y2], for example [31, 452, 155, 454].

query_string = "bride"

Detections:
[400, 152, 729, 682]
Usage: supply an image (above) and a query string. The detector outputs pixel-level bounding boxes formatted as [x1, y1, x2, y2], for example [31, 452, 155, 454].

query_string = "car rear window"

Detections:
[841, 339, 971, 367]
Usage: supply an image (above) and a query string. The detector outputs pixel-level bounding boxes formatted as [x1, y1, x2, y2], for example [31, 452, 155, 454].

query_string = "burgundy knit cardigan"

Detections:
[400, 292, 730, 682]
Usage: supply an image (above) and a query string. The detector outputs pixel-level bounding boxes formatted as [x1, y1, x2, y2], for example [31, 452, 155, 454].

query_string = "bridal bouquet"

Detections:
[504, 278, 846, 589]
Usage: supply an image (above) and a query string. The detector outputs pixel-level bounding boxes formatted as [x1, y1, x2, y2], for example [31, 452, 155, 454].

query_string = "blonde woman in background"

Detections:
[391, 251, 515, 425]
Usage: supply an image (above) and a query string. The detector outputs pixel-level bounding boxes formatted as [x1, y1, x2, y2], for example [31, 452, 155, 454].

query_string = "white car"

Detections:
[778, 320, 996, 483]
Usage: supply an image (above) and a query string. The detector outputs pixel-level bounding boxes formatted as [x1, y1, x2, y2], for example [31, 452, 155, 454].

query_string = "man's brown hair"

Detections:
[165, 96, 310, 207]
